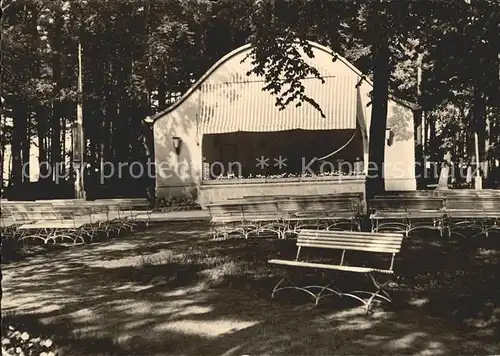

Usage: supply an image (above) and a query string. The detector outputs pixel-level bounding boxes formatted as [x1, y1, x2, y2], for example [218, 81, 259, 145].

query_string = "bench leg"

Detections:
[305, 274, 342, 305]
[281, 221, 296, 239]
[271, 276, 319, 303]
[271, 273, 343, 305]
[342, 273, 392, 314]
[271, 275, 325, 304]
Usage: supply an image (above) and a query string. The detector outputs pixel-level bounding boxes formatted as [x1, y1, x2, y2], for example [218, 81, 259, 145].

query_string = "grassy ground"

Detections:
[2, 222, 499, 355]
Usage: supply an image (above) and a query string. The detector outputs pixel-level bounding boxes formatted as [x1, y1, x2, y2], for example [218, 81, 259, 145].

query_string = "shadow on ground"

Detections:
[2, 222, 499, 355]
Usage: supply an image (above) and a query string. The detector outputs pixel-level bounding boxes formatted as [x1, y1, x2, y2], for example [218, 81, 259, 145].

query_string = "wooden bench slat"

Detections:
[243, 215, 284, 220]
[297, 235, 401, 243]
[298, 236, 403, 245]
[19, 221, 82, 229]
[211, 217, 244, 223]
[268, 259, 394, 274]
[301, 229, 401, 236]
[299, 230, 403, 240]
[297, 242, 401, 254]
[445, 210, 499, 217]
[297, 239, 402, 249]
[298, 235, 403, 245]
[371, 211, 443, 218]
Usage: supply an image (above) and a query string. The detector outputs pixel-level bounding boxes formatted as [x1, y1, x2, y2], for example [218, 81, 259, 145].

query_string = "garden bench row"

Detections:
[1, 199, 151, 245]
[206, 193, 364, 239]
[369, 192, 500, 237]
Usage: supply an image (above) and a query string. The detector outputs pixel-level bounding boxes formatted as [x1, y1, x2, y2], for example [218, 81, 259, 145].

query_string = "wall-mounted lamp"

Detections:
[172, 136, 182, 155]
[386, 127, 394, 147]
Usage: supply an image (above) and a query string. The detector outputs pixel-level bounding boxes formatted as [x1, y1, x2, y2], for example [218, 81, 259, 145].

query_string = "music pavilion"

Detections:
[148, 41, 418, 206]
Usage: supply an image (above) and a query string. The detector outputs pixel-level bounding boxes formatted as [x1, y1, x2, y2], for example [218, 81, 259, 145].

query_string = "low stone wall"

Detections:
[384, 178, 417, 191]
[155, 185, 199, 201]
[199, 176, 366, 208]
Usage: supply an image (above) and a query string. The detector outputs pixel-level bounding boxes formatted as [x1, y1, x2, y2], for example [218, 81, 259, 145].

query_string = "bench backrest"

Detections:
[369, 197, 445, 212]
[277, 197, 361, 215]
[92, 198, 149, 209]
[116, 198, 149, 210]
[87, 204, 110, 214]
[10, 205, 62, 222]
[241, 193, 363, 201]
[104, 203, 124, 217]
[49, 201, 117, 219]
[437, 189, 500, 197]
[297, 229, 404, 254]
[206, 201, 244, 219]
[374, 191, 436, 199]
[53, 206, 93, 218]
[444, 196, 500, 211]
[241, 200, 279, 217]
[207, 194, 363, 221]
[297, 229, 404, 271]
[2, 202, 47, 212]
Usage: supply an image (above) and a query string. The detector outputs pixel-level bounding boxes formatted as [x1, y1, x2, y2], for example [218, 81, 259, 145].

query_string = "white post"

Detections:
[474, 132, 482, 189]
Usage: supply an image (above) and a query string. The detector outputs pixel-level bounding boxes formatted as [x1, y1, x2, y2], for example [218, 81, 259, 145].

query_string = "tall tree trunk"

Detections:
[366, 7, 390, 198]
[103, 62, 113, 164]
[415, 53, 425, 189]
[20, 107, 30, 185]
[0, 146, 3, 196]
[158, 66, 167, 111]
[473, 85, 486, 171]
[0, 114, 7, 192]
[91, 56, 105, 187]
[114, 56, 132, 171]
[51, 10, 63, 182]
[37, 108, 49, 181]
[429, 119, 437, 161]
[11, 103, 25, 189]
[113, 3, 133, 176]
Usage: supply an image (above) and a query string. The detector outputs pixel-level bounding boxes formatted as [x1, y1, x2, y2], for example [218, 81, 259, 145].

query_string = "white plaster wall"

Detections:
[357, 81, 416, 191]
[385, 100, 417, 191]
[153, 89, 202, 199]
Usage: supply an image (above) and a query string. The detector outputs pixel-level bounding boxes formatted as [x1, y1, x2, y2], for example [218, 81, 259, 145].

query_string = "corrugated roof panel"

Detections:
[201, 76, 358, 134]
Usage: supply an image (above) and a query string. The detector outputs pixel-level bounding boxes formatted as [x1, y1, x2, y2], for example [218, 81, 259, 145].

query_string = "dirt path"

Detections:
[2, 223, 499, 355]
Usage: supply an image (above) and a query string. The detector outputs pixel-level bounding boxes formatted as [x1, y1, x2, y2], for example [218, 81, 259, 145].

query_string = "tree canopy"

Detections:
[1, 0, 499, 197]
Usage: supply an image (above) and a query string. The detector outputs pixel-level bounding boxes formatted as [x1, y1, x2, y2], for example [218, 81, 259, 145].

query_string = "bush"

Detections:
[152, 196, 200, 212]
[1, 238, 25, 263]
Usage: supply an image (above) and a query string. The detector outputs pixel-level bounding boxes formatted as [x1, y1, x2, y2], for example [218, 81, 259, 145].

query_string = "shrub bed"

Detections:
[151, 196, 201, 212]
[1, 324, 57, 356]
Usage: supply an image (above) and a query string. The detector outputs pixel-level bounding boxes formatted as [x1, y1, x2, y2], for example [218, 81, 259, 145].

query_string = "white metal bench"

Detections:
[206, 201, 249, 239]
[268, 229, 404, 313]
[240, 200, 285, 238]
[107, 198, 152, 230]
[443, 195, 500, 238]
[369, 197, 446, 236]
[17, 205, 96, 245]
[278, 196, 363, 234]
[1, 206, 24, 239]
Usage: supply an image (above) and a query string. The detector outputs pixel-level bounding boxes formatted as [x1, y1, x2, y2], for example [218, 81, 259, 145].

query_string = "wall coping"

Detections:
[201, 175, 366, 187]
